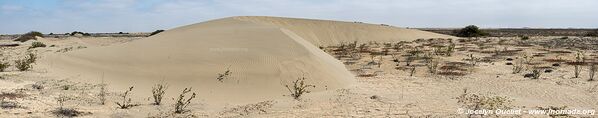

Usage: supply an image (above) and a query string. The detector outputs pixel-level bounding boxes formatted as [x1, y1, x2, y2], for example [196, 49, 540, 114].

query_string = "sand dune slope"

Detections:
[41, 16, 452, 105]
[234, 16, 455, 46]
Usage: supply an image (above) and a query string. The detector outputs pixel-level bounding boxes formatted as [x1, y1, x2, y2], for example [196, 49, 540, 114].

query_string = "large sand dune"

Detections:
[41, 16, 453, 105]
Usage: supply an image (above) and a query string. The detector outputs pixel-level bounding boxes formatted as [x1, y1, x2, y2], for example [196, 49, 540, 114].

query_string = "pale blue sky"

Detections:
[1, 0, 597, 34]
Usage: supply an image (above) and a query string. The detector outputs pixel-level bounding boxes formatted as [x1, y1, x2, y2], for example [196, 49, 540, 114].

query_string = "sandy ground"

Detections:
[1, 17, 598, 118]
[2, 36, 598, 117]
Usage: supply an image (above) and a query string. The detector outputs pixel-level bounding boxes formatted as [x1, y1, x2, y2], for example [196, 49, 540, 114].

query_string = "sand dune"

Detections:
[235, 16, 454, 46]
[41, 16, 453, 106]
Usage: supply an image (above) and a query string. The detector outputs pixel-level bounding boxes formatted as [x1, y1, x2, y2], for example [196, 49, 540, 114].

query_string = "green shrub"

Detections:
[454, 25, 488, 37]
[29, 42, 47, 49]
[14, 31, 43, 42]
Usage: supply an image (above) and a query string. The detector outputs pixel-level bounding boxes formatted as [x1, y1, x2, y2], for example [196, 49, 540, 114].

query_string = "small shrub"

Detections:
[14, 53, 37, 71]
[574, 52, 584, 78]
[216, 66, 232, 82]
[0, 60, 9, 72]
[53, 94, 86, 117]
[512, 58, 524, 74]
[53, 107, 86, 117]
[455, 89, 512, 117]
[97, 78, 107, 105]
[466, 54, 479, 66]
[531, 69, 542, 79]
[409, 67, 417, 76]
[174, 88, 196, 114]
[427, 60, 439, 74]
[29, 42, 47, 49]
[32, 82, 44, 90]
[590, 64, 597, 81]
[285, 76, 316, 100]
[115, 86, 138, 109]
[151, 82, 168, 105]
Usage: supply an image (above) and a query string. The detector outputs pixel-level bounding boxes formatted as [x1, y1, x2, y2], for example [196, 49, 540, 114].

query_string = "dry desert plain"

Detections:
[1, 16, 598, 118]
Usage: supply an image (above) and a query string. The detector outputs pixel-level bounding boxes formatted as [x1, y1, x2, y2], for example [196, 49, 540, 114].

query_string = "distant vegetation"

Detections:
[14, 31, 43, 42]
[587, 29, 598, 37]
[454, 25, 488, 37]
[150, 30, 165, 36]
[69, 31, 91, 36]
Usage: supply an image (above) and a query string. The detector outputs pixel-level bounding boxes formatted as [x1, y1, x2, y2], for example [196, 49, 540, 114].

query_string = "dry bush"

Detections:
[409, 67, 417, 76]
[97, 78, 107, 105]
[217, 66, 232, 82]
[456, 89, 512, 117]
[14, 53, 36, 71]
[567, 52, 586, 78]
[426, 60, 439, 74]
[512, 58, 524, 74]
[151, 82, 168, 105]
[53, 94, 90, 117]
[0, 60, 9, 72]
[285, 76, 315, 100]
[29, 42, 46, 49]
[115, 86, 138, 109]
[590, 64, 597, 81]
[220, 101, 275, 117]
[174, 88, 196, 114]
[465, 54, 479, 66]
[529, 69, 543, 79]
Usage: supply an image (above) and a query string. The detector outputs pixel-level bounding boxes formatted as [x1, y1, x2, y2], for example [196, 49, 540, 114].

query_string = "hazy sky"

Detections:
[1, 0, 597, 34]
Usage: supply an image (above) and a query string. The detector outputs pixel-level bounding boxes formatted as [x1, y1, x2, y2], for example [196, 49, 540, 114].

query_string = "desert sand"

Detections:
[1, 16, 597, 117]
[39, 16, 454, 106]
